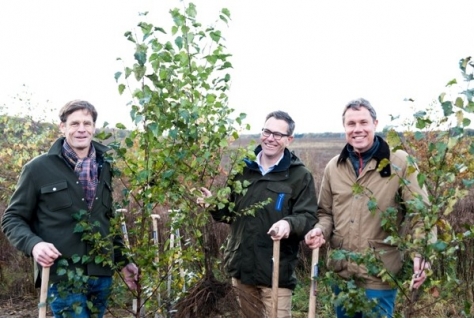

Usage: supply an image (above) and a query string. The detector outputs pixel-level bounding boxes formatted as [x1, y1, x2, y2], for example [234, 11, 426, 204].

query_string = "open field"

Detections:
[0, 135, 347, 318]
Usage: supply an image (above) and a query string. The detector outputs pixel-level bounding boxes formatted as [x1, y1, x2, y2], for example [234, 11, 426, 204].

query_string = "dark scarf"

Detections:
[62, 141, 99, 210]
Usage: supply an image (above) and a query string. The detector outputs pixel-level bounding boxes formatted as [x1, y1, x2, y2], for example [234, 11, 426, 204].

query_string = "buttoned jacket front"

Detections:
[2, 137, 128, 286]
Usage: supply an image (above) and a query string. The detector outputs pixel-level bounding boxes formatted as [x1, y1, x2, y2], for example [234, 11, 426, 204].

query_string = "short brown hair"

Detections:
[59, 100, 98, 123]
[265, 110, 295, 136]
[342, 98, 377, 123]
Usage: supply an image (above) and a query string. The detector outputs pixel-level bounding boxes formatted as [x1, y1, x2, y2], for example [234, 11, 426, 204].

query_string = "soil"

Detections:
[0, 295, 43, 318]
[0, 295, 128, 318]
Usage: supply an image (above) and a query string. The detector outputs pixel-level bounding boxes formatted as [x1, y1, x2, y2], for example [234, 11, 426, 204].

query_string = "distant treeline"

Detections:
[3, 114, 474, 140]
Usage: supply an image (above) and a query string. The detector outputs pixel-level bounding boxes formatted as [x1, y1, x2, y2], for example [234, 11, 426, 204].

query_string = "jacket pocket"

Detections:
[40, 181, 72, 211]
[224, 239, 241, 276]
[328, 234, 345, 272]
[367, 239, 403, 275]
[266, 184, 292, 213]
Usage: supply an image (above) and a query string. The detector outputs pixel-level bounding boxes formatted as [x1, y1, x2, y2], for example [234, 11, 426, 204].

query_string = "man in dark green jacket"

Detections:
[1, 100, 138, 318]
[200, 111, 318, 317]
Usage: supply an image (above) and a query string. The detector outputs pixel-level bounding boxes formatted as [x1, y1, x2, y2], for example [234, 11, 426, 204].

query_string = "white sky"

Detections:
[0, 0, 472, 133]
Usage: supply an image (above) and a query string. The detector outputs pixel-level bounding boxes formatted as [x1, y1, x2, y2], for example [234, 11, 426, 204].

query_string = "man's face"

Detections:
[59, 109, 95, 158]
[260, 117, 293, 160]
[343, 107, 378, 153]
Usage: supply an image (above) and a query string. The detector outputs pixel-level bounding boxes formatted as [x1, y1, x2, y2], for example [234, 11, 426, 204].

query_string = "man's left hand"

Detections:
[410, 257, 431, 290]
[122, 263, 139, 290]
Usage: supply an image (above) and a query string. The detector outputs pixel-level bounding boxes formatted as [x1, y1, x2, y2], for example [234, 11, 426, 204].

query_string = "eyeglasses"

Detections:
[261, 128, 290, 140]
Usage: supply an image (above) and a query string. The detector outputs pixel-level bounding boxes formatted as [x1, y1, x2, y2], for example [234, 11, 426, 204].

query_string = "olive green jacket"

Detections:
[211, 146, 318, 290]
[1, 137, 128, 287]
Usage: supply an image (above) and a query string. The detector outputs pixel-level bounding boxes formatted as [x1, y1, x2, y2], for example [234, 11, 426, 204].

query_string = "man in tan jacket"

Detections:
[305, 98, 435, 317]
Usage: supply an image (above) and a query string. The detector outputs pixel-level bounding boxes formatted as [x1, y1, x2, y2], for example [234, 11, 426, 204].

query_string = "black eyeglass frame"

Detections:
[261, 128, 290, 140]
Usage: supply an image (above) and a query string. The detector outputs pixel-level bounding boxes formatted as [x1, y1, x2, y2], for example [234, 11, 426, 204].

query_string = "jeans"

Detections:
[48, 276, 112, 318]
[334, 286, 398, 318]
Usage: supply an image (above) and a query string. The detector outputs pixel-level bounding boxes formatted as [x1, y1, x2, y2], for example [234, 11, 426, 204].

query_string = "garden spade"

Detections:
[38, 266, 50, 318]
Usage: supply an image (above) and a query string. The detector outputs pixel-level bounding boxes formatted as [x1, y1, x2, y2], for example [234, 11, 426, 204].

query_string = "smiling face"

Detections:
[260, 116, 293, 162]
[343, 106, 378, 153]
[59, 109, 95, 158]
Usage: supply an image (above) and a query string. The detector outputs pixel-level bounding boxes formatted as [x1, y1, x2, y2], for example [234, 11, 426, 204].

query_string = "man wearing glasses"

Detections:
[200, 110, 318, 317]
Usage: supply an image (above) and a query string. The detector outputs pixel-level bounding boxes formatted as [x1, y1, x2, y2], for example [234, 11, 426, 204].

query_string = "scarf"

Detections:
[62, 141, 99, 210]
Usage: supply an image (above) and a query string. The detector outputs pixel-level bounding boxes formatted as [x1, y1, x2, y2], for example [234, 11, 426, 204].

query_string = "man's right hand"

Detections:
[197, 187, 212, 208]
[32, 242, 61, 267]
[305, 227, 326, 249]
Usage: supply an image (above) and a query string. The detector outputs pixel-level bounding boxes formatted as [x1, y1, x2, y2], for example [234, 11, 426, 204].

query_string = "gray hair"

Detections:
[265, 110, 295, 136]
[342, 98, 377, 123]
[59, 100, 98, 123]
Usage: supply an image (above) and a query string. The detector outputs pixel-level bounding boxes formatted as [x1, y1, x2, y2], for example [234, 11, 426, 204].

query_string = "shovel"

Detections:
[38, 266, 50, 318]
[269, 228, 280, 318]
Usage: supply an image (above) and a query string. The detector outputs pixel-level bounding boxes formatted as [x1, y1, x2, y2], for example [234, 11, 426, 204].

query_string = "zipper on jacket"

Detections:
[358, 153, 364, 176]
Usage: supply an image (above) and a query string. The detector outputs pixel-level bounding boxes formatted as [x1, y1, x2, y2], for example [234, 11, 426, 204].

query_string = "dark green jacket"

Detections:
[211, 146, 318, 290]
[1, 137, 128, 287]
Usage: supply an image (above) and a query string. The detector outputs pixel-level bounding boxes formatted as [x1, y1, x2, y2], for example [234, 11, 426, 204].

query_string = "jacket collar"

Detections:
[245, 145, 293, 172]
[337, 135, 391, 178]
[48, 137, 110, 158]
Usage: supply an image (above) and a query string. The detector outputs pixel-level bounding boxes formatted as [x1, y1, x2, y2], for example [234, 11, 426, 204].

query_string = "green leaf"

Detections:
[114, 71, 122, 82]
[159, 69, 168, 80]
[73, 224, 84, 233]
[185, 3, 197, 18]
[332, 250, 346, 260]
[414, 131, 424, 141]
[367, 198, 377, 212]
[125, 137, 133, 148]
[57, 268, 67, 276]
[171, 25, 178, 35]
[351, 183, 364, 195]
[441, 101, 454, 116]
[432, 240, 448, 252]
[219, 14, 228, 24]
[134, 50, 147, 66]
[455, 97, 464, 108]
[221, 8, 231, 18]
[133, 64, 146, 81]
[118, 84, 126, 95]
[386, 130, 401, 148]
[95, 255, 104, 264]
[175, 36, 183, 49]
[155, 26, 166, 34]
[124, 31, 136, 43]
[58, 259, 69, 267]
[82, 255, 91, 264]
[445, 78, 457, 86]
[210, 31, 221, 43]
[462, 179, 474, 187]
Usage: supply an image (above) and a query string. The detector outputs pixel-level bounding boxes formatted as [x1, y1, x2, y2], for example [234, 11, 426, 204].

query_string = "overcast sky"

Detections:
[0, 0, 472, 133]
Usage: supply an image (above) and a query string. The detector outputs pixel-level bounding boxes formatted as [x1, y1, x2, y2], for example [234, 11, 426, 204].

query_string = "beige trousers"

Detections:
[232, 277, 292, 318]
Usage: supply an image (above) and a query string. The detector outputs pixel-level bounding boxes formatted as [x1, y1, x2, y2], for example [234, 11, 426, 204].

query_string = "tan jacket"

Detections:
[316, 137, 435, 289]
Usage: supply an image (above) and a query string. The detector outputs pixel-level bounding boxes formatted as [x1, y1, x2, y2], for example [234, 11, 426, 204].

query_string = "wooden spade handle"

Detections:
[308, 248, 319, 318]
[269, 228, 280, 317]
[38, 267, 50, 318]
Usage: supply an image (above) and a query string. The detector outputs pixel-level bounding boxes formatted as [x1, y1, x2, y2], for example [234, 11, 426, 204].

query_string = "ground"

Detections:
[0, 295, 128, 318]
[0, 295, 42, 318]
